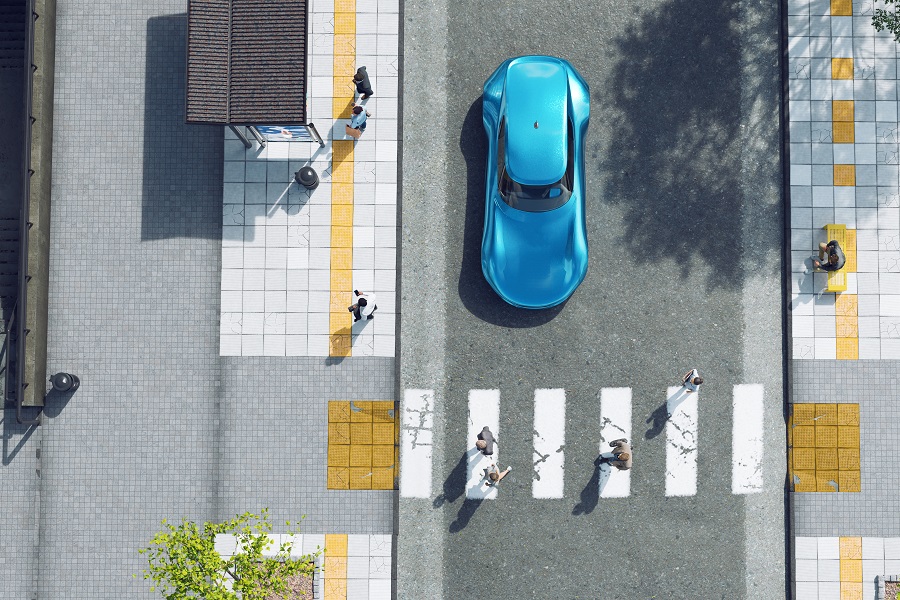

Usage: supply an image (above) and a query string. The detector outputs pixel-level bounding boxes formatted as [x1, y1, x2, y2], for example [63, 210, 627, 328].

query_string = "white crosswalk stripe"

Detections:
[665, 386, 698, 497]
[399, 389, 435, 499]
[598, 387, 632, 498]
[532, 389, 566, 499]
[466, 389, 500, 499]
[732, 384, 764, 494]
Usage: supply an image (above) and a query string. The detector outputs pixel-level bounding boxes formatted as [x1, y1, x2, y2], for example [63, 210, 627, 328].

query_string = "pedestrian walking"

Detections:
[345, 104, 372, 140]
[484, 464, 511, 486]
[599, 438, 632, 471]
[347, 289, 377, 322]
[681, 368, 703, 393]
[475, 426, 495, 456]
[353, 66, 374, 100]
[813, 240, 846, 272]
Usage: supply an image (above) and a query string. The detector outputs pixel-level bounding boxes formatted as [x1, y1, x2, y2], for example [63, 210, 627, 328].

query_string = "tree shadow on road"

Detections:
[456, 97, 564, 327]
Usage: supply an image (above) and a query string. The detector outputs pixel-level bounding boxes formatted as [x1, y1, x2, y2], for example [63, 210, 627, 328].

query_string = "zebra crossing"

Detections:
[400, 384, 768, 500]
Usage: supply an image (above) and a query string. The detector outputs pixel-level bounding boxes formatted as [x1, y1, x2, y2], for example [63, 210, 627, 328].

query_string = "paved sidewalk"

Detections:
[787, 0, 900, 598]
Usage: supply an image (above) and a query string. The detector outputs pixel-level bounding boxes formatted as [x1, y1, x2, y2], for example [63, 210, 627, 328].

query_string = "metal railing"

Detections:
[16, 0, 38, 425]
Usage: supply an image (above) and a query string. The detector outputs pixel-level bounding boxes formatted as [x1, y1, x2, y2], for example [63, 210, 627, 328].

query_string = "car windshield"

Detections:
[497, 117, 574, 212]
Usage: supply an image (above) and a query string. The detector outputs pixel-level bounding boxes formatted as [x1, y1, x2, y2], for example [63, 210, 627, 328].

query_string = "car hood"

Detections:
[481, 195, 588, 309]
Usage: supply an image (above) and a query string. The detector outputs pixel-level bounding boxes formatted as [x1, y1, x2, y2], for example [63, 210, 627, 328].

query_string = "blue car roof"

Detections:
[504, 58, 568, 186]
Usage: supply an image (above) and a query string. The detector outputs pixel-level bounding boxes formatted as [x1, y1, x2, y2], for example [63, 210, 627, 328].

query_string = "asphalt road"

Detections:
[399, 0, 787, 597]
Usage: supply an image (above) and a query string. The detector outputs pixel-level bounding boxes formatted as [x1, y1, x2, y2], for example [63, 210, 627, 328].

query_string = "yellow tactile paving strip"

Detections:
[832, 58, 854, 80]
[839, 537, 863, 600]
[329, 0, 357, 357]
[836, 230, 858, 359]
[831, 0, 852, 16]
[324, 533, 348, 600]
[328, 401, 399, 490]
[789, 403, 861, 492]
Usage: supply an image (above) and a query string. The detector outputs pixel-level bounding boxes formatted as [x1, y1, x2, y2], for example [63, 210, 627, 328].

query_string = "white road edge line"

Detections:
[399, 389, 434, 498]
[599, 387, 632, 498]
[665, 385, 698, 497]
[466, 389, 500, 499]
[532, 388, 566, 499]
[732, 384, 764, 494]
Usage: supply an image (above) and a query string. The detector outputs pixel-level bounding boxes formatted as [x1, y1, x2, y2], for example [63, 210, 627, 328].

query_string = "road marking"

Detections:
[665, 386, 698, 497]
[732, 384, 764, 494]
[466, 389, 500, 499]
[532, 389, 566, 499]
[598, 387, 632, 498]
[399, 389, 434, 498]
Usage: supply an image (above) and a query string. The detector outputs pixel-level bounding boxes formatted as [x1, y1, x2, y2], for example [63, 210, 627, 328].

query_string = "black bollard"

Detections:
[50, 372, 80, 392]
[294, 166, 319, 190]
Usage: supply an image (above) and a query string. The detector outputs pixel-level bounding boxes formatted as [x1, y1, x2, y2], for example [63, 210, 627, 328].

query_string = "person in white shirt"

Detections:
[348, 289, 377, 322]
[681, 368, 703, 393]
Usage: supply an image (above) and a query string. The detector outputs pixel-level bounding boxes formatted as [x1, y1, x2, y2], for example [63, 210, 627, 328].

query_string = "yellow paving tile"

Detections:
[793, 425, 815, 447]
[329, 422, 351, 444]
[371, 467, 395, 490]
[837, 404, 860, 426]
[832, 58, 854, 79]
[835, 317, 858, 337]
[838, 448, 860, 470]
[840, 581, 863, 600]
[831, 0, 852, 15]
[333, 139, 354, 161]
[839, 470, 861, 492]
[330, 311, 352, 333]
[332, 204, 354, 228]
[816, 470, 839, 492]
[333, 54, 357, 78]
[373, 444, 395, 467]
[331, 270, 352, 294]
[331, 247, 353, 270]
[331, 226, 353, 248]
[833, 100, 855, 121]
[332, 182, 355, 204]
[327, 467, 350, 489]
[833, 121, 855, 143]
[323, 578, 347, 600]
[332, 159, 354, 184]
[333, 77, 357, 102]
[836, 294, 858, 316]
[331, 291, 352, 313]
[372, 401, 395, 423]
[836, 338, 859, 360]
[834, 164, 856, 186]
[793, 447, 816, 470]
[324, 555, 347, 574]
[815, 404, 838, 426]
[816, 425, 837, 447]
[373, 423, 395, 445]
[350, 445, 372, 467]
[840, 559, 863, 581]
[333, 97, 354, 119]
[792, 403, 817, 425]
[328, 444, 350, 467]
[816, 448, 838, 470]
[333, 33, 356, 56]
[325, 534, 348, 556]
[845, 230, 857, 271]
[329, 401, 351, 423]
[351, 401, 373, 422]
[334, 0, 356, 12]
[838, 425, 860, 448]
[349, 467, 373, 489]
[350, 422, 373, 445]
[840, 537, 863, 559]
[793, 470, 817, 492]
[333, 12, 355, 34]
[329, 333, 352, 357]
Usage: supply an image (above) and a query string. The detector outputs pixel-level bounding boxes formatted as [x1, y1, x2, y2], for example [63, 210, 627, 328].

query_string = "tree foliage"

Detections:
[873, 0, 900, 42]
[138, 509, 319, 600]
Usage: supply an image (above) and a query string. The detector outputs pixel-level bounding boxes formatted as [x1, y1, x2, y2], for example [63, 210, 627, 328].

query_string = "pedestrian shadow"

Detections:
[449, 498, 483, 533]
[645, 403, 668, 439]
[572, 456, 602, 515]
[433, 451, 468, 508]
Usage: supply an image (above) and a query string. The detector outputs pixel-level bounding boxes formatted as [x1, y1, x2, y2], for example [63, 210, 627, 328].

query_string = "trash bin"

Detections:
[294, 166, 319, 190]
[50, 372, 80, 392]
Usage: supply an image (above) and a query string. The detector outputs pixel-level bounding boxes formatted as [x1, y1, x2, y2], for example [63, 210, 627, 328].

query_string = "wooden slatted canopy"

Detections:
[186, 0, 308, 125]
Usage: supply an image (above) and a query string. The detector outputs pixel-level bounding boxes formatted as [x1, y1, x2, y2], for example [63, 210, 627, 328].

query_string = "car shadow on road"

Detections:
[456, 97, 564, 327]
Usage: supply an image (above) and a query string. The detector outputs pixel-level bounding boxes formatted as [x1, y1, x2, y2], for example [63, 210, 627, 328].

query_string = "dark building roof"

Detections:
[186, 0, 308, 125]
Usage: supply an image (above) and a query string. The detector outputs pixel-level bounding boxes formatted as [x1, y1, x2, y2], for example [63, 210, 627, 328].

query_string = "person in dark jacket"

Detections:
[353, 66, 374, 100]
[475, 426, 495, 456]
[814, 240, 846, 272]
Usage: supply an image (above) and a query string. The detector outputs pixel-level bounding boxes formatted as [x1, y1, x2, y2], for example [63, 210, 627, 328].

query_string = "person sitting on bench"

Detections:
[814, 240, 845, 272]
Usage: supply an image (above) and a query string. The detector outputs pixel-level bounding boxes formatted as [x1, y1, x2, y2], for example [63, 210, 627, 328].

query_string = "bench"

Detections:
[821, 223, 847, 293]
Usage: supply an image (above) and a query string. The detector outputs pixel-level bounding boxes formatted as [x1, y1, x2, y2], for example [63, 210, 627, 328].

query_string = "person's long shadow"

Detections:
[433, 451, 468, 508]
[572, 456, 602, 515]
[449, 499, 483, 533]
[645, 404, 667, 440]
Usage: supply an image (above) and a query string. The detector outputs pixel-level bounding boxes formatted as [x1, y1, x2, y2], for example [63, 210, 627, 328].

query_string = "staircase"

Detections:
[0, 1, 26, 70]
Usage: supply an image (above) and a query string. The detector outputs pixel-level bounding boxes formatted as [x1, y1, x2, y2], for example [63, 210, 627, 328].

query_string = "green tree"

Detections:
[138, 509, 319, 599]
[873, 1, 900, 42]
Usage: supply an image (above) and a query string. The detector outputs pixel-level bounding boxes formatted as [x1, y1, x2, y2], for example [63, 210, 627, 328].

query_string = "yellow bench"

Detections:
[822, 223, 846, 292]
